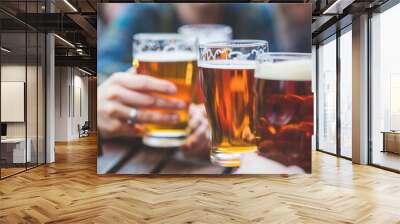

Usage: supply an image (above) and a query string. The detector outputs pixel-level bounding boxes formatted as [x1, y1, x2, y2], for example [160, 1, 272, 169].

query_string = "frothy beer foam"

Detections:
[198, 60, 256, 70]
[135, 51, 197, 62]
[256, 59, 311, 81]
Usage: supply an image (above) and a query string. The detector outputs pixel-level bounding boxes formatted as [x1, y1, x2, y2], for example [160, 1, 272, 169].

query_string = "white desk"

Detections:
[1, 138, 31, 163]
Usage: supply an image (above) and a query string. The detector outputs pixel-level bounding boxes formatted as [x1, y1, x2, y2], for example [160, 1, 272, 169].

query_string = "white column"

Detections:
[46, 33, 55, 163]
[352, 14, 369, 164]
[45, 0, 56, 163]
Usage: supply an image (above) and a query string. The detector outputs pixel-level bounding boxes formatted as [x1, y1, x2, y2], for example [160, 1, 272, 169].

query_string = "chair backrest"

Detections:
[82, 121, 90, 129]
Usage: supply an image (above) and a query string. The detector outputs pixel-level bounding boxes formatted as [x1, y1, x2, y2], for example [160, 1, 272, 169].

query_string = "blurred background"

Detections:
[97, 3, 311, 81]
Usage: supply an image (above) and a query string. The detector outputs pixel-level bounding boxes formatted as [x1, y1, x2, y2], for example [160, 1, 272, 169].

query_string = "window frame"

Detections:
[315, 23, 353, 160]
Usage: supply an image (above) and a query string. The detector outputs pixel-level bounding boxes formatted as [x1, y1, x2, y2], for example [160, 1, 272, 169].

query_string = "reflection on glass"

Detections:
[317, 38, 337, 154]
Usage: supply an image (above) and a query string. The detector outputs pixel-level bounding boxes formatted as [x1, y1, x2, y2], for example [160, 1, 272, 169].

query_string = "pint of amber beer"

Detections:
[133, 33, 197, 147]
[178, 24, 232, 103]
[198, 40, 268, 166]
[255, 53, 312, 172]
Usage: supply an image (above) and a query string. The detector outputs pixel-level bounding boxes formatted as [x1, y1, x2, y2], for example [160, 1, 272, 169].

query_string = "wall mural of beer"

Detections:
[97, 3, 312, 174]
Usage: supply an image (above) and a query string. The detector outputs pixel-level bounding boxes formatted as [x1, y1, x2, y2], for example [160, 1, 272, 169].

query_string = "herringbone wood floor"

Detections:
[1, 135, 400, 224]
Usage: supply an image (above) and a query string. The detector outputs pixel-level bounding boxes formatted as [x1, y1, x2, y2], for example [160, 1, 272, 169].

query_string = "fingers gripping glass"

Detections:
[132, 33, 197, 148]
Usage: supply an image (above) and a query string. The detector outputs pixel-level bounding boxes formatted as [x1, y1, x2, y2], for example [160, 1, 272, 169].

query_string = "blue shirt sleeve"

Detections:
[98, 4, 164, 80]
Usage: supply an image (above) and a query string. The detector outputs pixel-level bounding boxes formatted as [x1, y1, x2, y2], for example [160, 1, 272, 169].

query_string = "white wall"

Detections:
[55, 67, 69, 141]
[1, 65, 26, 138]
[54, 67, 89, 141]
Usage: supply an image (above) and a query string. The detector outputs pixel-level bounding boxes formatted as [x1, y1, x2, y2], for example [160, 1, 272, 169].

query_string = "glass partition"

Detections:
[0, 1, 46, 179]
[1, 30, 28, 178]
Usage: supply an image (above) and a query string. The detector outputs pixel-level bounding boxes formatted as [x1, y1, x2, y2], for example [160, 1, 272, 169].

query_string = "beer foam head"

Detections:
[256, 59, 311, 81]
[135, 51, 197, 62]
[198, 60, 256, 70]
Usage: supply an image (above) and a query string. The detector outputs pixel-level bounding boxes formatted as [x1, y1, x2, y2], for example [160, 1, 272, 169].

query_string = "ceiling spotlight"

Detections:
[78, 67, 93, 76]
[322, 0, 354, 15]
[54, 34, 75, 48]
[63, 0, 78, 12]
[1, 47, 11, 53]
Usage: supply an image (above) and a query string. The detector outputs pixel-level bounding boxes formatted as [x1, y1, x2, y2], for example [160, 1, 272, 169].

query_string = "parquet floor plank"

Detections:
[0, 135, 399, 223]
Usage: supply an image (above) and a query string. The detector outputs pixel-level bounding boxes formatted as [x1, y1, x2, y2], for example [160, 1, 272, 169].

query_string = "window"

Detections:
[317, 37, 337, 154]
[339, 28, 352, 158]
[370, 3, 400, 171]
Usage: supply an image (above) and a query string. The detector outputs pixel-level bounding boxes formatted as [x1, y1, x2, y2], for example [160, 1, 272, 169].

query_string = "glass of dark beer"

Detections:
[133, 33, 198, 148]
[198, 40, 268, 167]
[255, 53, 313, 173]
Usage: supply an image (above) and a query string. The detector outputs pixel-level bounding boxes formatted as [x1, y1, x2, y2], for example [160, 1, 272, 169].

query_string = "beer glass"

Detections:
[198, 40, 268, 167]
[178, 24, 232, 44]
[133, 33, 197, 148]
[178, 24, 232, 103]
[255, 53, 313, 172]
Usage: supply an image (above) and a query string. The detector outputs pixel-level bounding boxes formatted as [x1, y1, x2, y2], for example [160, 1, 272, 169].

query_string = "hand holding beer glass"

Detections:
[255, 53, 313, 172]
[198, 40, 268, 167]
[133, 33, 198, 147]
